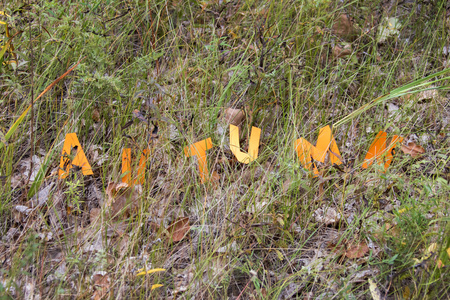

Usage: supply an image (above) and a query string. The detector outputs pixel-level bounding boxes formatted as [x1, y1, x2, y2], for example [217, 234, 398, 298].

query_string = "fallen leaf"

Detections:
[368, 279, 383, 300]
[90, 208, 101, 223]
[166, 217, 190, 242]
[105, 182, 128, 206]
[136, 268, 166, 276]
[151, 284, 163, 290]
[413, 243, 438, 266]
[314, 206, 341, 226]
[30, 182, 55, 207]
[133, 109, 147, 123]
[105, 182, 141, 219]
[223, 108, 245, 126]
[402, 286, 411, 299]
[401, 142, 425, 158]
[216, 241, 238, 253]
[13, 205, 33, 223]
[92, 271, 110, 300]
[332, 44, 352, 58]
[19, 155, 44, 183]
[345, 241, 369, 259]
[92, 108, 100, 122]
[332, 14, 357, 41]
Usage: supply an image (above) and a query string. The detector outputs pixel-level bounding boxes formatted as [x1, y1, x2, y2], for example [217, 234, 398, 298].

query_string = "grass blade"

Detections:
[333, 69, 450, 128]
[0, 57, 85, 150]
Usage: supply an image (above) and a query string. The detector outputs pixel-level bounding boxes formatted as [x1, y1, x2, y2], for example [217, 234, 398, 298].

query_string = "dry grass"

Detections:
[1, 0, 449, 299]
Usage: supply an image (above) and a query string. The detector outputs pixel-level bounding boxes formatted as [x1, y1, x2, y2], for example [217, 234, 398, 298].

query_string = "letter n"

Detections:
[362, 131, 403, 171]
[294, 126, 342, 174]
[58, 133, 93, 179]
[122, 148, 150, 185]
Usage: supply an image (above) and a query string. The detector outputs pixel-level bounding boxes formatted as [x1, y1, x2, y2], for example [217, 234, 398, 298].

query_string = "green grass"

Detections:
[1, 0, 449, 299]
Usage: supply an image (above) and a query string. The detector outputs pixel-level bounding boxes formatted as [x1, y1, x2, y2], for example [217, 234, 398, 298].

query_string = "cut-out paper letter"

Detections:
[184, 138, 216, 182]
[362, 131, 403, 171]
[121, 148, 150, 185]
[229, 125, 261, 164]
[294, 125, 342, 175]
[58, 133, 93, 179]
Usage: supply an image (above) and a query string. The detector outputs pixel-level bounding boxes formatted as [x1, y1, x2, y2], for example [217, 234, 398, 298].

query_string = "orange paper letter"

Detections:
[294, 126, 342, 174]
[362, 131, 403, 171]
[58, 133, 93, 179]
[184, 138, 216, 182]
[122, 148, 150, 185]
[229, 125, 261, 164]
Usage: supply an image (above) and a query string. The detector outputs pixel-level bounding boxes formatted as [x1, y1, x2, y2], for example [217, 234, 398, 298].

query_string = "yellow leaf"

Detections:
[424, 243, 437, 258]
[136, 268, 166, 277]
[0, 41, 10, 60]
[275, 249, 284, 261]
[151, 284, 163, 290]
[403, 286, 410, 299]
[368, 279, 382, 300]
[0, 11, 10, 17]
[447, 247, 450, 258]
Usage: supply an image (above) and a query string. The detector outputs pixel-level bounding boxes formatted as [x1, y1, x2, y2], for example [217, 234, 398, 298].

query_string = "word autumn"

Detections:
[58, 125, 404, 184]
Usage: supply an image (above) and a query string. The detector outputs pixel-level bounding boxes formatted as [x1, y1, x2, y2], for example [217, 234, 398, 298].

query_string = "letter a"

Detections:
[229, 125, 261, 164]
[294, 126, 342, 174]
[184, 138, 217, 182]
[362, 131, 403, 171]
[58, 133, 93, 179]
[122, 148, 150, 185]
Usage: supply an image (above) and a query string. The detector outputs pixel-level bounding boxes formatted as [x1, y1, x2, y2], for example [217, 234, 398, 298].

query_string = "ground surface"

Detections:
[1, 0, 450, 299]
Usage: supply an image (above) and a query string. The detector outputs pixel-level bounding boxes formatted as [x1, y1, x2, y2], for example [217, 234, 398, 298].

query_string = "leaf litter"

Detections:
[2, 2, 450, 299]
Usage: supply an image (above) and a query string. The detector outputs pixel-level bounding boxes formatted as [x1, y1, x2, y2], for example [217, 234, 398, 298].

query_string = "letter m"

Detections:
[294, 126, 342, 174]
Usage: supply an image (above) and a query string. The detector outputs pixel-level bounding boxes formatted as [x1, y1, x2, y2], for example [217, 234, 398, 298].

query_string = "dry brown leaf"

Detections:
[223, 108, 245, 126]
[90, 208, 101, 223]
[332, 45, 352, 58]
[132, 109, 147, 123]
[92, 271, 110, 300]
[92, 109, 100, 123]
[329, 239, 369, 259]
[314, 206, 341, 226]
[105, 182, 141, 219]
[345, 241, 369, 259]
[401, 142, 425, 158]
[167, 217, 190, 242]
[13, 205, 33, 224]
[332, 14, 357, 41]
